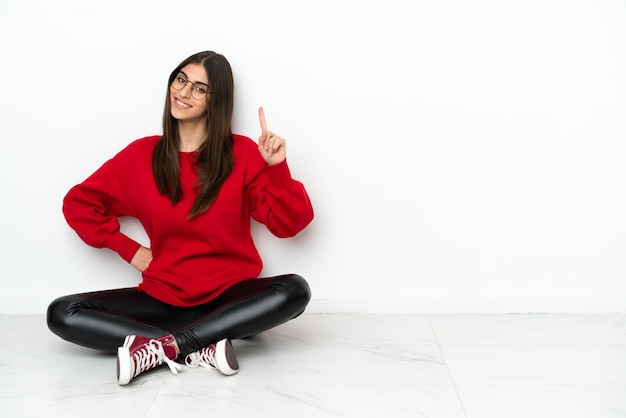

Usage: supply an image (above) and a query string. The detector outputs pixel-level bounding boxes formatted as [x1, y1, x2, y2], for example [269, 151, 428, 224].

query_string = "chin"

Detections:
[171, 110, 205, 123]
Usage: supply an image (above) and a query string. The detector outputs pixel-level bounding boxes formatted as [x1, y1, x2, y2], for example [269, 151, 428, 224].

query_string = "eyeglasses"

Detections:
[171, 72, 211, 100]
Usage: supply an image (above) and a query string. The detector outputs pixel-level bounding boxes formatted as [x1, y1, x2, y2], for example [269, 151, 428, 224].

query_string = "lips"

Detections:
[174, 98, 191, 109]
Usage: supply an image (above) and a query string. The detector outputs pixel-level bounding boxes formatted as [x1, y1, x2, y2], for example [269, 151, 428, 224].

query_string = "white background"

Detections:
[1, 0, 625, 313]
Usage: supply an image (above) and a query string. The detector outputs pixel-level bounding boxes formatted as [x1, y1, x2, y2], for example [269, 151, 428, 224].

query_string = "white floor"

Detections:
[2, 313, 625, 418]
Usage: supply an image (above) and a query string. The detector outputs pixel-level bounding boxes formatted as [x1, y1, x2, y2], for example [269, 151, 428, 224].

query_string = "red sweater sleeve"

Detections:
[247, 159, 314, 238]
[62, 152, 142, 263]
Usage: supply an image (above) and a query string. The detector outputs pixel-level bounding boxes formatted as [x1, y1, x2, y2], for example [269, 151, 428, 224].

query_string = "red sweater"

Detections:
[62, 134, 314, 306]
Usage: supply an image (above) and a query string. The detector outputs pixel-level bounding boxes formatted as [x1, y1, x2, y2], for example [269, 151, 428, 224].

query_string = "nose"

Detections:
[179, 81, 192, 98]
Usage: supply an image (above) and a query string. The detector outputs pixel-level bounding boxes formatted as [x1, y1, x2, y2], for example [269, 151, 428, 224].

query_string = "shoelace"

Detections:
[133, 340, 183, 377]
[184, 345, 216, 369]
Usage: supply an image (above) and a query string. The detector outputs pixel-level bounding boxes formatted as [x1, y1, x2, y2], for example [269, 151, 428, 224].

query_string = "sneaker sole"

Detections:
[215, 339, 239, 376]
[117, 335, 135, 385]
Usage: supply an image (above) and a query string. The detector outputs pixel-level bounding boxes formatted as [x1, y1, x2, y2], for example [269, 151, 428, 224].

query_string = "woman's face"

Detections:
[169, 63, 209, 122]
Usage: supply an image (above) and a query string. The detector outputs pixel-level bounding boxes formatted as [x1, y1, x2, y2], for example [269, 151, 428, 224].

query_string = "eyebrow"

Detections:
[178, 70, 209, 87]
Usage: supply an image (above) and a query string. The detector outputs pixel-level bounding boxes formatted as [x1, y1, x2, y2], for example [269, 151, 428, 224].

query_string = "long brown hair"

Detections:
[152, 51, 235, 218]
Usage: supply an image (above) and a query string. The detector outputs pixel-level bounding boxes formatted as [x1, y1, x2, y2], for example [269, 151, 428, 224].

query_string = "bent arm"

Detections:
[247, 160, 314, 238]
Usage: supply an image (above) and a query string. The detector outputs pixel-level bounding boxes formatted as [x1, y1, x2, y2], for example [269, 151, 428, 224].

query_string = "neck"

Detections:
[178, 120, 208, 152]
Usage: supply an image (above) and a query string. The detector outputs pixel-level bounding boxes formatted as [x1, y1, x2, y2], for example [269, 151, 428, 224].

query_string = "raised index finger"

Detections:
[258, 106, 268, 132]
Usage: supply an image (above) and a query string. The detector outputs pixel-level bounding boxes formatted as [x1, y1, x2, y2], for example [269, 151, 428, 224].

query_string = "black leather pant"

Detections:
[47, 274, 311, 357]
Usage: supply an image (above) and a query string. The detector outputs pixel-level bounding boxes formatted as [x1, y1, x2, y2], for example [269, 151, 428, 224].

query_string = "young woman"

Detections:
[47, 51, 314, 385]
